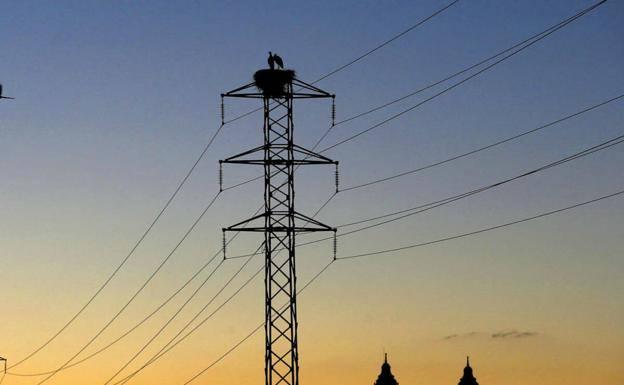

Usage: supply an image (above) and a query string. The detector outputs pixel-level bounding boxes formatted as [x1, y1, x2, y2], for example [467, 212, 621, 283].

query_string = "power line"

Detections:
[179, 187, 624, 384]
[334, 134, 624, 235]
[35, 192, 221, 384]
[112, 196, 339, 383]
[287, 94, 624, 252]
[337, 189, 624, 260]
[115, 127, 623, 383]
[8, 205, 263, 378]
[107, 252, 258, 384]
[331, 7, 608, 127]
[113, 0, 608, 378]
[120, 130, 624, 383]
[222, 0, 461, 125]
[9, 1, 448, 371]
[220, 1, 611, 194]
[12, 1, 607, 380]
[113, 258, 264, 385]
[220, 11, 596, 258]
[115, 254, 327, 385]
[102, 258, 226, 384]
[340, 94, 624, 192]
[338, 94, 623, 192]
[168, 82, 622, 384]
[228, 132, 624, 258]
[313, 0, 461, 84]
[319, 0, 608, 154]
[182, 260, 335, 385]
[8, 124, 226, 370]
[220, 0, 465, 191]
[128, 10, 482, 379]
[296, 94, 624, 247]
[112, 178, 339, 384]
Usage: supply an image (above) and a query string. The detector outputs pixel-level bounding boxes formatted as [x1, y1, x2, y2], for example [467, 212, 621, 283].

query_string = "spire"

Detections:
[458, 357, 478, 385]
[374, 353, 398, 385]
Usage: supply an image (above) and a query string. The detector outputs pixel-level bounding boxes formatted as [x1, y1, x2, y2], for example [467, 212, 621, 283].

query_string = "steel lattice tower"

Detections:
[221, 70, 336, 385]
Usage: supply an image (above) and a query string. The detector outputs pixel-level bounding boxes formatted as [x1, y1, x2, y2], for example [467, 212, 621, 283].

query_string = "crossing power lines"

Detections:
[6, 1, 462, 380]
[179, 186, 624, 385]
[106, 0, 619, 380]
[5, 0, 618, 384]
[79, 2, 620, 380]
[102, 92, 622, 384]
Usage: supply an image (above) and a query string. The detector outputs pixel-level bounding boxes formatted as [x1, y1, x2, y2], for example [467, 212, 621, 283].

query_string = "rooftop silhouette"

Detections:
[374, 353, 399, 385]
[458, 356, 479, 385]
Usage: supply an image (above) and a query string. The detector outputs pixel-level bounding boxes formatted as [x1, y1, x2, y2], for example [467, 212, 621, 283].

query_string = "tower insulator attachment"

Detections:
[333, 230, 338, 260]
[331, 96, 336, 127]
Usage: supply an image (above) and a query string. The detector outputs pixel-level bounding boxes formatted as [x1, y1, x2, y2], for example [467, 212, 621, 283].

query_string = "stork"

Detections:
[0, 84, 15, 100]
[268, 52, 284, 70]
[273, 53, 284, 69]
[268, 52, 275, 70]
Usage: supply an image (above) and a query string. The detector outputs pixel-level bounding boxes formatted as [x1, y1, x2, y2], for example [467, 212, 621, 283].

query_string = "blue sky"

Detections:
[0, 1, 623, 384]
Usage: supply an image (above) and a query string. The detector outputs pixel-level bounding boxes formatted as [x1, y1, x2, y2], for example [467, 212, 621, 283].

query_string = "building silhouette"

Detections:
[374, 354, 399, 385]
[372, 354, 480, 385]
[458, 357, 479, 385]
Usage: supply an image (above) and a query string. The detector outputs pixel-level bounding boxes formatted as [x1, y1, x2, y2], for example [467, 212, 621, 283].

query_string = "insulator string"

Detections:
[334, 162, 340, 193]
[220, 96, 225, 126]
[219, 161, 224, 192]
[222, 231, 227, 260]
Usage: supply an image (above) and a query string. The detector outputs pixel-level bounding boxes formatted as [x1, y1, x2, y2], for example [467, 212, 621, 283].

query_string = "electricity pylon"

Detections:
[220, 69, 337, 385]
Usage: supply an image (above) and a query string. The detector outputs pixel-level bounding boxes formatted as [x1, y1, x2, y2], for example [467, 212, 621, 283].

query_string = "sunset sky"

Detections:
[0, 1, 623, 384]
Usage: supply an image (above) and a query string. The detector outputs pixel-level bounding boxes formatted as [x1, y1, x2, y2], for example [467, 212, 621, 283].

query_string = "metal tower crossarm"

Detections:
[221, 77, 333, 99]
[220, 69, 336, 385]
[222, 143, 336, 166]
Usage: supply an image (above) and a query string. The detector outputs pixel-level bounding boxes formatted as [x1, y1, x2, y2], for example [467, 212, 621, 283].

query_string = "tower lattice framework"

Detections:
[221, 71, 337, 385]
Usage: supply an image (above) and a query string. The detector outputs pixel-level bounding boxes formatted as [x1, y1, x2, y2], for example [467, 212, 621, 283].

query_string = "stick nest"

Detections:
[254, 69, 296, 97]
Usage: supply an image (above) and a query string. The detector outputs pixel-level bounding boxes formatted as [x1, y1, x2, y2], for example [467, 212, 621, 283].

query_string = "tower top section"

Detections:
[222, 69, 334, 100]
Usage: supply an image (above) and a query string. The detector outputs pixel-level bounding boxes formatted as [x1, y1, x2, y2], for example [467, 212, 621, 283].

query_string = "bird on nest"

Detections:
[268, 51, 284, 70]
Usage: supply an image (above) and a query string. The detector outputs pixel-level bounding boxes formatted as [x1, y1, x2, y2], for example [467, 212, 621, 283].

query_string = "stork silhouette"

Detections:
[0, 84, 15, 100]
[273, 53, 284, 69]
[267, 52, 284, 70]
[268, 51, 275, 69]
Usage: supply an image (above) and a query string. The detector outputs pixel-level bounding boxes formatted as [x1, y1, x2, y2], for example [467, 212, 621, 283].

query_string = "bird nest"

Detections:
[254, 69, 296, 97]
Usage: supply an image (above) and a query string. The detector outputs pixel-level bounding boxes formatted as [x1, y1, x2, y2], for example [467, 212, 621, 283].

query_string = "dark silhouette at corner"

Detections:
[0, 84, 15, 100]
[374, 353, 399, 385]
[267, 51, 284, 70]
[458, 356, 479, 385]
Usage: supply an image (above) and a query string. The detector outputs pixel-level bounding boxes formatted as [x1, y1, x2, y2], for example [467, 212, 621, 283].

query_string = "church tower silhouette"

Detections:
[374, 354, 399, 385]
[458, 357, 479, 385]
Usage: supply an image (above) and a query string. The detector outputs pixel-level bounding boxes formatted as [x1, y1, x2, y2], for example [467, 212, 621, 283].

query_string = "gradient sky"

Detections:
[1, 1, 623, 384]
